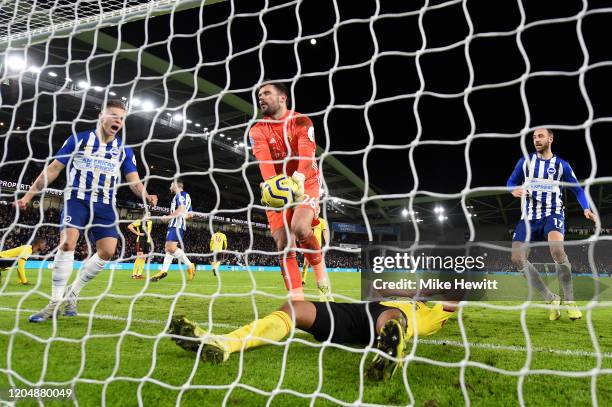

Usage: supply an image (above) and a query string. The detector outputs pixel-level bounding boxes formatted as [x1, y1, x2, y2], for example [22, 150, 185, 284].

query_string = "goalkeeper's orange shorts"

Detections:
[266, 177, 320, 233]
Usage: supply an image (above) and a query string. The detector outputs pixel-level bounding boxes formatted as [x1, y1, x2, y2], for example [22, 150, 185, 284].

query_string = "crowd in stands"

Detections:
[0, 204, 362, 268]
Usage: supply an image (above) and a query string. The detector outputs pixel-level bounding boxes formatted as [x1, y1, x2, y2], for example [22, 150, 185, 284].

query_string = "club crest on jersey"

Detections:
[307, 126, 315, 142]
[269, 138, 276, 144]
[110, 147, 121, 158]
[547, 166, 556, 176]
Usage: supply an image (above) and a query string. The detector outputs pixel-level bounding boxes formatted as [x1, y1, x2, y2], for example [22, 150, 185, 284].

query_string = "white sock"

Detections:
[173, 248, 192, 267]
[161, 252, 174, 272]
[70, 253, 107, 298]
[51, 250, 75, 302]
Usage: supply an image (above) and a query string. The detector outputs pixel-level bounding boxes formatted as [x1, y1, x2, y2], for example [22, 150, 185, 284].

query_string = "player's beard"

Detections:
[261, 101, 280, 117]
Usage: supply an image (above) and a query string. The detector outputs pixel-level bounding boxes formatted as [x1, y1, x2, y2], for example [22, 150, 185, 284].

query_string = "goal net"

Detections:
[1, 0, 611, 405]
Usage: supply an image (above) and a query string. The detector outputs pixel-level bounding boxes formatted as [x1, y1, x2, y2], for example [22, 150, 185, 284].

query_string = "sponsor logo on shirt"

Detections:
[73, 154, 119, 174]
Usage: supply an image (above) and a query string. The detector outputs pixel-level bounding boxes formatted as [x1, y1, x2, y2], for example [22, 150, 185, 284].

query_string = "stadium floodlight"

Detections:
[121, 96, 127, 101]
[203, 127, 208, 131]
[28, 66, 41, 73]
[310, 38, 317, 45]
[47, 71, 57, 77]
[172, 113, 182, 122]
[109, 91, 117, 96]
[6, 55, 26, 71]
[186, 119, 193, 124]
[166, 112, 171, 116]
[195, 123, 201, 127]
[434, 206, 444, 214]
[401, 208, 408, 217]
[220, 133, 225, 138]
[131, 98, 142, 107]
[93, 86, 104, 92]
[142, 100, 154, 111]
[77, 80, 90, 89]
[438, 215, 448, 222]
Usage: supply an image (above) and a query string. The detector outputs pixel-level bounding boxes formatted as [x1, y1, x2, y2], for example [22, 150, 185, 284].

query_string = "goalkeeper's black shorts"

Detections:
[305, 302, 404, 345]
[0, 258, 18, 269]
[135, 239, 151, 254]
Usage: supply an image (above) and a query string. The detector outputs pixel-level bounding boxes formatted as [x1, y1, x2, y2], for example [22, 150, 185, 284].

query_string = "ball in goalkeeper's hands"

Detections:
[260, 174, 299, 208]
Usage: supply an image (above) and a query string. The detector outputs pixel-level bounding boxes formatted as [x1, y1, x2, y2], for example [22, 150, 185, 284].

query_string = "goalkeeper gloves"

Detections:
[291, 171, 305, 198]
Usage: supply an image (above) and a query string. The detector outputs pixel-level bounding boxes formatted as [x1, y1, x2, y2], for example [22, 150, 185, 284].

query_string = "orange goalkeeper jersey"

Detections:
[249, 110, 319, 182]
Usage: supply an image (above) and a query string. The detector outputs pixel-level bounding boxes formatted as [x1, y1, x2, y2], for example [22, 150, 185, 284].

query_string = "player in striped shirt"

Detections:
[210, 230, 227, 277]
[15, 99, 157, 322]
[507, 128, 596, 321]
[127, 215, 153, 280]
[150, 179, 195, 282]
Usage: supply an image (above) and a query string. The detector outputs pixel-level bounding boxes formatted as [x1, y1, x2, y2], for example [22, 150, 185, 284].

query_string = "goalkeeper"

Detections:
[250, 81, 332, 301]
[0, 238, 47, 285]
[169, 298, 455, 381]
[210, 230, 227, 277]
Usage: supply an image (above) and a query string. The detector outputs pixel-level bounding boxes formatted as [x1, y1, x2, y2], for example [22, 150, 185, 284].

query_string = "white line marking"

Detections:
[1, 307, 609, 358]
[416, 339, 612, 359]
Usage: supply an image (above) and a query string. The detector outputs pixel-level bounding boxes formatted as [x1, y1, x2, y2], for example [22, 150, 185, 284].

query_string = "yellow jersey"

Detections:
[130, 219, 153, 243]
[312, 218, 327, 246]
[0, 245, 33, 260]
[380, 301, 453, 340]
[210, 232, 227, 251]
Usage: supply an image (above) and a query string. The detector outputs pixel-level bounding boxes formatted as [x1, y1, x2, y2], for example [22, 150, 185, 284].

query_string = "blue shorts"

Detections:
[166, 228, 185, 243]
[513, 214, 565, 242]
[60, 199, 118, 242]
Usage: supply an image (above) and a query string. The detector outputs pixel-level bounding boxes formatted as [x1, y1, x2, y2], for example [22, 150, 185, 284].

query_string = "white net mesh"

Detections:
[1, 0, 611, 405]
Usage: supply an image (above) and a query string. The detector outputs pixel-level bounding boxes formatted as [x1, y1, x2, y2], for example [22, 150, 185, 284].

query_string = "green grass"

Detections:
[1, 268, 611, 406]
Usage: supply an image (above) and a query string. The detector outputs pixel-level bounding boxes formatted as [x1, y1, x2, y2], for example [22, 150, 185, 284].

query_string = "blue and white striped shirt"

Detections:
[507, 154, 589, 220]
[169, 191, 192, 231]
[55, 130, 137, 205]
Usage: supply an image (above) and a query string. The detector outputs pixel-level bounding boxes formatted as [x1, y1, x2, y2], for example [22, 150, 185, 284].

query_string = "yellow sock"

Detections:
[137, 258, 145, 276]
[132, 258, 141, 277]
[224, 311, 294, 353]
[302, 263, 308, 283]
[17, 260, 27, 284]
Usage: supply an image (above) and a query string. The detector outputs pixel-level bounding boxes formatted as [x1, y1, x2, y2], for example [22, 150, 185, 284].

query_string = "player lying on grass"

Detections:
[251, 81, 332, 301]
[15, 99, 157, 322]
[0, 238, 47, 285]
[507, 128, 596, 321]
[169, 297, 456, 381]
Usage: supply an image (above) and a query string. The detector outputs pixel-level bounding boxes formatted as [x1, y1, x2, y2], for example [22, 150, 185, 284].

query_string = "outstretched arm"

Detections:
[15, 159, 65, 209]
[562, 161, 596, 222]
[125, 172, 158, 207]
[507, 157, 528, 198]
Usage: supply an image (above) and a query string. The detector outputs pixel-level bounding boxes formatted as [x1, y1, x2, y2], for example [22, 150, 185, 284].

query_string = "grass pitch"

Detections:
[0, 268, 611, 406]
